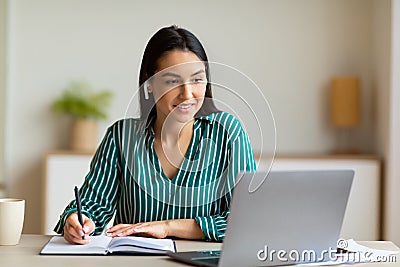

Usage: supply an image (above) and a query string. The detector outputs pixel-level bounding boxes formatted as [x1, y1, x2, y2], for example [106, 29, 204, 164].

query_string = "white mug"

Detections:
[0, 198, 25, 245]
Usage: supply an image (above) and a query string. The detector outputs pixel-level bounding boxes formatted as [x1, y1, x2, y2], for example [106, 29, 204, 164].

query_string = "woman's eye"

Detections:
[166, 79, 180, 85]
[193, 78, 205, 83]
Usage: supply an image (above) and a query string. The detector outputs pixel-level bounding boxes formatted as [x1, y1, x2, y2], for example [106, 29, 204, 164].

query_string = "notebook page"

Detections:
[40, 235, 112, 255]
[108, 236, 175, 252]
[108, 245, 172, 255]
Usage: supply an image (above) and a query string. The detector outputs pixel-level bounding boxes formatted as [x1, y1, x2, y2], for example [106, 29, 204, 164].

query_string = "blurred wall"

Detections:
[385, 0, 400, 245]
[3, 0, 388, 233]
[0, 0, 6, 196]
[373, 0, 391, 157]
[371, 0, 400, 244]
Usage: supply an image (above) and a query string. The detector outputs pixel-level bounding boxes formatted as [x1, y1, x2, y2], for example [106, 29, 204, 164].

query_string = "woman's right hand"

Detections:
[63, 212, 95, 244]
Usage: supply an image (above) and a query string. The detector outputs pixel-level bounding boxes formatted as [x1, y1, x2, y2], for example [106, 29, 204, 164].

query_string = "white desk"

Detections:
[0, 235, 221, 267]
[0, 235, 399, 267]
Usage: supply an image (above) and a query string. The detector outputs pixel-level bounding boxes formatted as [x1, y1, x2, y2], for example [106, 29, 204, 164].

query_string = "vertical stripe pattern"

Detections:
[54, 111, 256, 241]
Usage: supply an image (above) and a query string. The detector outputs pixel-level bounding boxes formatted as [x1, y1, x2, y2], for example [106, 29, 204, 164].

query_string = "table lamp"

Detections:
[330, 76, 361, 153]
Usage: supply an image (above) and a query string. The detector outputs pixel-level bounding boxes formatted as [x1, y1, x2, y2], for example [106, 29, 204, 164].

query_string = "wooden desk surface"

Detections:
[0, 235, 398, 267]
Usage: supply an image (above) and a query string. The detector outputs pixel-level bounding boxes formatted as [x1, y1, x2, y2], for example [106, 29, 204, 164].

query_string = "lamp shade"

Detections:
[331, 77, 361, 127]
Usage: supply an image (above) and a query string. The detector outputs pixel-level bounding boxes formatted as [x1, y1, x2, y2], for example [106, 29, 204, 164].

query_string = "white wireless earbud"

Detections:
[144, 81, 149, 100]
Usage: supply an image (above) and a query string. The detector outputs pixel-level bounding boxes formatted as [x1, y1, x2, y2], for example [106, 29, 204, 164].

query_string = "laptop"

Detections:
[167, 170, 354, 267]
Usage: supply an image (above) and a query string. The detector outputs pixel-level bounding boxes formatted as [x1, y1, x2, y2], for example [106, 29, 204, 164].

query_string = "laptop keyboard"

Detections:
[198, 250, 221, 256]
[190, 250, 221, 260]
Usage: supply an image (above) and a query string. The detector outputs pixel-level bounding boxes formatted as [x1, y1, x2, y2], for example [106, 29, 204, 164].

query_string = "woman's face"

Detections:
[148, 50, 207, 124]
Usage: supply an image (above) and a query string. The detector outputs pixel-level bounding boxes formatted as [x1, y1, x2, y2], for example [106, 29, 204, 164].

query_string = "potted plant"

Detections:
[52, 80, 113, 152]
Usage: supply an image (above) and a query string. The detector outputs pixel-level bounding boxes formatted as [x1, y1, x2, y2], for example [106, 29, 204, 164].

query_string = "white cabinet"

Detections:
[43, 152, 381, 240]
[42, 152, 93, 235]
[256, 155, 381, 240]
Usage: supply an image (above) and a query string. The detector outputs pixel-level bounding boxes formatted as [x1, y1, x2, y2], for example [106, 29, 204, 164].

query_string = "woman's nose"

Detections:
[179, 82, 193, 99]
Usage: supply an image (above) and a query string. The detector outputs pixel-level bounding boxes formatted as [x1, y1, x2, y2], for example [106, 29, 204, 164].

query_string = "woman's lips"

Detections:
[173, 103, 195, 113]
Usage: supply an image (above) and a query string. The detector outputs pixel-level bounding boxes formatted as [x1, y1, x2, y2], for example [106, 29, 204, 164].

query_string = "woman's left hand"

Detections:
[106, 221, 170, 239]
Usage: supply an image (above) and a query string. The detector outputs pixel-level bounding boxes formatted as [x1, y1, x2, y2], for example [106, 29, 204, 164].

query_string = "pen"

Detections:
[74, 186, 85, 240]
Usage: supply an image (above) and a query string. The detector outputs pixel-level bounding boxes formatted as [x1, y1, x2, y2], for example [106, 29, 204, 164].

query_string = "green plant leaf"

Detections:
[51, 80, 113, 120]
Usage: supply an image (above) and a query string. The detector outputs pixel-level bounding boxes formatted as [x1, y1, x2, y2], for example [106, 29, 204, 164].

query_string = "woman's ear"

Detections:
[143, 80, 153, 100]
[147, 82, 153, 93]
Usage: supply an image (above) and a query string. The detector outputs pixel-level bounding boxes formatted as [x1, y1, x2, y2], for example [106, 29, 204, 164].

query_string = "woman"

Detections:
[55, 25, 256, 244]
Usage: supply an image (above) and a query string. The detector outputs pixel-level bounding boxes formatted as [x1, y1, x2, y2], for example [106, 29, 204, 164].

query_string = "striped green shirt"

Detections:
[54, 111, 256, 241]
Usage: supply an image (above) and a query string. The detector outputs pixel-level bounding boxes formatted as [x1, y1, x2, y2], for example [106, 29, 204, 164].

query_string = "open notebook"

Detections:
[40, 235, 176, 255]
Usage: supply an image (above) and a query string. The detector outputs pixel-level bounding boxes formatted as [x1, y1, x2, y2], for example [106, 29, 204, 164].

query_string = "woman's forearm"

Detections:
[166, 219, 205, 239]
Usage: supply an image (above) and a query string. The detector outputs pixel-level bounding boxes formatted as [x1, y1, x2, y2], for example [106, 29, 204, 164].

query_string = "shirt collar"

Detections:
[195, 112, 215, 124]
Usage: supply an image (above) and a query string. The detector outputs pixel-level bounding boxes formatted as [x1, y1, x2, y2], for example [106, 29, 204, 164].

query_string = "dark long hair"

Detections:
[138, 25, 219, 120]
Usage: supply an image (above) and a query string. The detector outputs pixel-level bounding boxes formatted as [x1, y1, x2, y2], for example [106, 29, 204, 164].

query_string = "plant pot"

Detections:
[70, 119, 98, 152]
